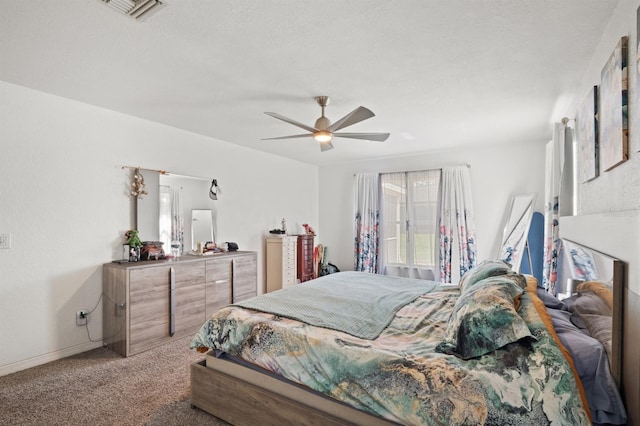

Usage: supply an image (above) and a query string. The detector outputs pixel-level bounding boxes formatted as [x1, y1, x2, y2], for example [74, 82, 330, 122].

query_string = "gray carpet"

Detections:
[0, 337, 229, 425]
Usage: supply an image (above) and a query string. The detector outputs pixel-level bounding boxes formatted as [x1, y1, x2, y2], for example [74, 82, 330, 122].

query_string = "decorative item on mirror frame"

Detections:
[130, 167, 148, 199]
[209, 179, 220, 200]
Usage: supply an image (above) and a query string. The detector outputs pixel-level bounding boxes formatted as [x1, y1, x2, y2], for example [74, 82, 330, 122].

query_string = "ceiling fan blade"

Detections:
[261, 134, 311, 141]
[264, 112, 317, 133]
[333, 132, 390, 142]
[320, 141, 334, 152]
[328, 106, 375, 132]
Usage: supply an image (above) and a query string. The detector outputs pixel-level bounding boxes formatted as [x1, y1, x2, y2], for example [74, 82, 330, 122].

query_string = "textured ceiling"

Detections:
[0, 0, 620, 166]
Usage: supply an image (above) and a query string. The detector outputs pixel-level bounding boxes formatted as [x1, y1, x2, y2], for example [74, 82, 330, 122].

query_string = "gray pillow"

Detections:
[571, 292, 611, 317]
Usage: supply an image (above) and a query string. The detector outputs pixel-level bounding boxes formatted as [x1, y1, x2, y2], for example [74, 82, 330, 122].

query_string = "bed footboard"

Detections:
[190, 359, 396, 426]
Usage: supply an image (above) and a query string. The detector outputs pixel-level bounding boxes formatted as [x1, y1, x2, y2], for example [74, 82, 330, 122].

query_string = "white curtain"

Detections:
[171, 186, 184, 253]
[437, 166, 477, 283]
[354, 173, 380, 273]
[543, 123, 571, 294]
[379, 172, 404, 275]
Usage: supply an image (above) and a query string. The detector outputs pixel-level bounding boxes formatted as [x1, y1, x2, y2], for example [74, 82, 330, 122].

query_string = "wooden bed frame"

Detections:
[190, 238, 626, 425]
[191, 353, 397, 425]
[556, 238, 625, 388]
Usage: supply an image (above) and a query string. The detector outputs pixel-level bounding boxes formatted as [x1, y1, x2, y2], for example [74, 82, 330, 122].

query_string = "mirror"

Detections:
[497, 193, 537, 272]
[136, 170, 217, 255]
[191, 209, 214, 250]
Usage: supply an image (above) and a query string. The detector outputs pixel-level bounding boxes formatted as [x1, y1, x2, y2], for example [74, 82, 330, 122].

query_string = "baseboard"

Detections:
[0, 341, 104, 377]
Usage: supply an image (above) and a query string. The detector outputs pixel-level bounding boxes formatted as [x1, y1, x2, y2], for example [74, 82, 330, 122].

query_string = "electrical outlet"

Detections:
[76, 310, 88, 326]
[0, 233, 10, 249]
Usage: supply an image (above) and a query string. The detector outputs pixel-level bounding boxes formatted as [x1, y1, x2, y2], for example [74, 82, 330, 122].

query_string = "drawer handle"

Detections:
[169, 267, 176, 337]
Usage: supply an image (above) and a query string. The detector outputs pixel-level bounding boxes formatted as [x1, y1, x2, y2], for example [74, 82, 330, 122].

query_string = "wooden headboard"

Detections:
[557, 237, 624, 389]
[560, 211, 640, 424]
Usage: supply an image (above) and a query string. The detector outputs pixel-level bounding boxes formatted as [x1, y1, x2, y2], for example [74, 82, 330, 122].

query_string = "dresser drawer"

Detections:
[173, 262, 205, 288]
[233, 254, 257, 301]
[205, 258, 232, 281]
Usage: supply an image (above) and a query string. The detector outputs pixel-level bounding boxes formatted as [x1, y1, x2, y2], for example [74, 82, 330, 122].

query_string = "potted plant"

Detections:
[125, 230, 143, 261]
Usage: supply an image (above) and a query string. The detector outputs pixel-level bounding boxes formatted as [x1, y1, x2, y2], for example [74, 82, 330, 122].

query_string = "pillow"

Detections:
[436, 276, 535, 359]
[536, 288, 568, 311]
[581, 314, 612, 352]
[577, 281, 613, 311]
[546, 309, 626, 425]
[458, 259, 519, 293]
[570, 292, 612, 317]
[569, 289, 613, 359]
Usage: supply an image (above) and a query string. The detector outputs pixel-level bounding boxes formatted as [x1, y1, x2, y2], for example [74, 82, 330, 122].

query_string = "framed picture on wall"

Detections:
[599, 36, 628, 172]
[576, 86, 599, 182]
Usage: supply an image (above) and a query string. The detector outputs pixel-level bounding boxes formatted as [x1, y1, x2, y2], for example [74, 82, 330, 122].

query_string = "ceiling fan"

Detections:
[262, 96, 390, 152]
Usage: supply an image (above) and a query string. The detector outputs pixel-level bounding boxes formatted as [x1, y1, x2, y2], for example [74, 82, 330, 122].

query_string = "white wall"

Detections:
[565, 0, 640, 291]
[571, 0, 640, 215]
[562, 0, 640, 422]
[318, 140, 546, 281]
[0, 81, 318, 375]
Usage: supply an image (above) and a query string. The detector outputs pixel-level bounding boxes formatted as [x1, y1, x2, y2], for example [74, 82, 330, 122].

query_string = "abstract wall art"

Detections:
[599, 37, 628, 172]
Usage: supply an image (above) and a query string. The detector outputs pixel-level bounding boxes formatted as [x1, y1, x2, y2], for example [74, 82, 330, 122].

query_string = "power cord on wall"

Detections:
[82, 292, 126, 343]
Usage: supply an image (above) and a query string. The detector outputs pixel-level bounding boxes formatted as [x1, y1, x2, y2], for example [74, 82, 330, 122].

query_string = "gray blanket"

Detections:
[233, 271, 437, 339]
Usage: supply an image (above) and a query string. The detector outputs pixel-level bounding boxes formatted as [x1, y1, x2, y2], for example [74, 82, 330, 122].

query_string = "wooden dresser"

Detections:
[265, 236, 297, 292]
[103, 251, 257, 357]
[296, 234, 315, 283]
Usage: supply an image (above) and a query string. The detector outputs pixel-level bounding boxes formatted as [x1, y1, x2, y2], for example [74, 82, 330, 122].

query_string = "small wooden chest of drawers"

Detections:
[297, 234, 315, 283]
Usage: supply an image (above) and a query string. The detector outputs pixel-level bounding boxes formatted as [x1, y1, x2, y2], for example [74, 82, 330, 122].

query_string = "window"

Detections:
[381, 170, 441, 269]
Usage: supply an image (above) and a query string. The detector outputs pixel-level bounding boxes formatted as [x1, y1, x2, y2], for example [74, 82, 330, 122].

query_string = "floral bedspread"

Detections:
[190, 279, 589, 425]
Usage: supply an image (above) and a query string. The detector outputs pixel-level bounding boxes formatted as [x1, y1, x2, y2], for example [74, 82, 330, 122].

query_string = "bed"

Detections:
[189, 241, 626, 425]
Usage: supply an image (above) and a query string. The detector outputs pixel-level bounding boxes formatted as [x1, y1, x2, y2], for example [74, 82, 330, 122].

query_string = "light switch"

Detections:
[0, 233, 11, 249]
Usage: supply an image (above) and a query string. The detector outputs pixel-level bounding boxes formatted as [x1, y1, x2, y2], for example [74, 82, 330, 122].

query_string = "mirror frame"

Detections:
[497, 193, 537, 272]
[135, 170, 217, 253]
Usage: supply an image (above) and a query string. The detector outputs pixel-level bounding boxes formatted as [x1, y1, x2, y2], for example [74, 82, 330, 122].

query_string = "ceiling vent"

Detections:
[101, 0, 165, 21]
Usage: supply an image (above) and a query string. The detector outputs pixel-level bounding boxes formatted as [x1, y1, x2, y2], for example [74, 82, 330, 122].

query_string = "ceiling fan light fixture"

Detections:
[262, 96, 389, 151]
[313, 130, 333, 143]
[314, 116, 331, 130]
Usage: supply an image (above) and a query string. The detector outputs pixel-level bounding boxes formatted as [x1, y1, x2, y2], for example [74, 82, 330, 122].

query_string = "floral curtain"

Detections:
[354, 173, 380, 273]
[437, 166, 477, 283]
[543, 123, 567, 294]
